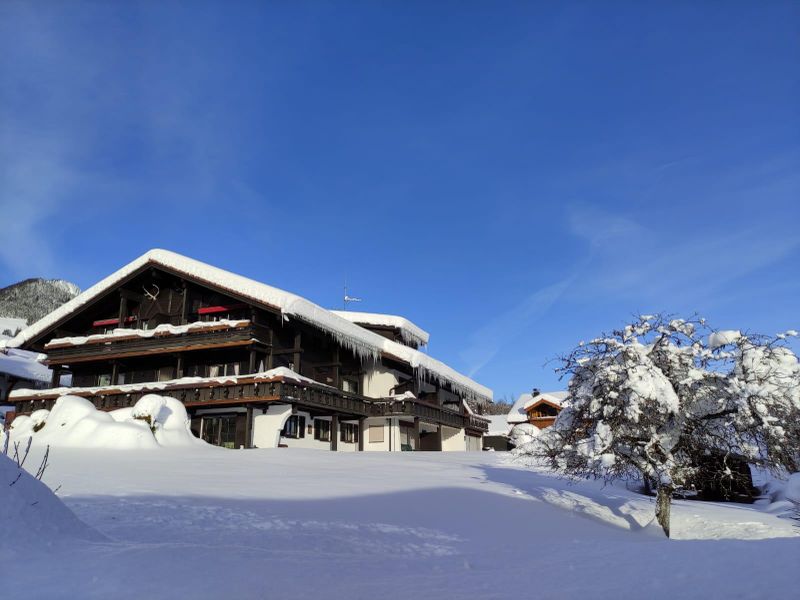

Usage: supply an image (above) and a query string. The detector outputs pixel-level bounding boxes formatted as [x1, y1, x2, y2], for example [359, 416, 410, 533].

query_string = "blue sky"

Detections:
[1, 1, 798, 401]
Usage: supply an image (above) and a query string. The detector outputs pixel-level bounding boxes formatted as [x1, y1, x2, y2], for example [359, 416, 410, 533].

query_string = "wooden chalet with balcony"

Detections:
[507, 389, 568, 430]
[4, 249, 491, 451]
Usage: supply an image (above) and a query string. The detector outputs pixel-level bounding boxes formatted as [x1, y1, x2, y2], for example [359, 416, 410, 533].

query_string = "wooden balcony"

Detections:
[10, 374, 489, 433]
[371, 397, 489, 433]
[45, 322, 264, 365]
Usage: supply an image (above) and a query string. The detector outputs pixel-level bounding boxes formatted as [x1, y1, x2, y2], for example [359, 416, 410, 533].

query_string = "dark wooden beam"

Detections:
[292, 332, 301, 372]
[180, 280, 188, 325]
[413, 417, 421, 451]
[245, 405, 254, 448]
[358, 417, 365, 451]
[117, 294, 128, 327]
[50, 366, 61, 388]
[330, 414, 338, 451]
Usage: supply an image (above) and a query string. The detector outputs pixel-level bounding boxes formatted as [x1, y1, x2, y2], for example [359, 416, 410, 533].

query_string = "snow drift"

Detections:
[6, 394, 206, 449]
[0, 453, 102, 558]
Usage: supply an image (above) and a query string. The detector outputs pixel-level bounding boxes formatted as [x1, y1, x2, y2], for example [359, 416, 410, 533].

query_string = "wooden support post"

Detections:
[245, 405, 254, 449]
[413, 417, 421, 451]
[111, 362, 119, 385]
[248, 347, 257, 374]
[180, 280, 188, 325]
[292, 332, 301, 373]
[332, 347, 340, 388]
[436, 424, 443, 452]
[176, 354, 184, 378]
[50, 366, 61, 388]
[358, 417, 365, 451]
[118, 294, 128, 327]
[330, 414, 338, 452]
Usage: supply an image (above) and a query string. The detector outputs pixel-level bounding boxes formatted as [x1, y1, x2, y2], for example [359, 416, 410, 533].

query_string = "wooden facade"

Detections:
[524, 399, 562, 429]
[9, 257, 489, 449]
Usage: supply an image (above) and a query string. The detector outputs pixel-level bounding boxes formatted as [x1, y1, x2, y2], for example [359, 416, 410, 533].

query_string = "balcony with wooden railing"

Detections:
[44, 321, 266, 365]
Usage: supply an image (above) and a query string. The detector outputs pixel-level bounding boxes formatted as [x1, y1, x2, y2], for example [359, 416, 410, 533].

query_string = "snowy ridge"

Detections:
[46, 319, 251, 348]
[329, 310, 430, 347]
[10, 366, 324, 400]
[0, 278, 80, 324]
[6, 249, 491, 403]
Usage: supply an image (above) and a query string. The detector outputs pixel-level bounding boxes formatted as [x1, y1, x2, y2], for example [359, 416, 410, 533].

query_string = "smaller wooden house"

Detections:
[508, 389, 568, 430]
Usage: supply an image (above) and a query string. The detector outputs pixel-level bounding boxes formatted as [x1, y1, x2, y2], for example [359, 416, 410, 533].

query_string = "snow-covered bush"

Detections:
[519, 315, 800, 537]
[6, 394, 205, 449]
[509, 423, 540, 448]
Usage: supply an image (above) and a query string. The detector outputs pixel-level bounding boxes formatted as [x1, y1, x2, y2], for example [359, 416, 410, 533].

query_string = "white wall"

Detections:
[441, 425, 466, 452]
[361, 416, 404, 452]
[362, 366, 402, 398]
[252, 405, 291, 448]
[466, 433, 483, 452]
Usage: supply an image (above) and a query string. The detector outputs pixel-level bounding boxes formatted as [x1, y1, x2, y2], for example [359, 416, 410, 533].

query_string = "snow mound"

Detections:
[7, 395, 206, 450]
[510, 423, 540, 447]
[0, 453, 101, 558]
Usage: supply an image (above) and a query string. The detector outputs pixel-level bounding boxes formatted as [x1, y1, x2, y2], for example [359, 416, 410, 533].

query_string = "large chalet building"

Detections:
[3, 250, 491, 451]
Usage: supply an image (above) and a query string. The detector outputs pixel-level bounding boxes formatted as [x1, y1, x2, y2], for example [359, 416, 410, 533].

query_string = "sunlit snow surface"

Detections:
[4, 449, 797, 600]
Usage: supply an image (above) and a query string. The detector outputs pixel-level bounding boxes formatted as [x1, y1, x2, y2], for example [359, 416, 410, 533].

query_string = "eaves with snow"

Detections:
[4, 249, 492, 404]
[330, 310, 430, 348]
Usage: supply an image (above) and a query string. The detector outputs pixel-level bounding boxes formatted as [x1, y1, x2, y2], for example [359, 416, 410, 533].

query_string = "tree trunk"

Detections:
[655, 484, 673, 538]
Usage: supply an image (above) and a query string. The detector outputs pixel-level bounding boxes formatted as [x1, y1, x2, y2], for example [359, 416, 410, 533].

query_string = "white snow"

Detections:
[509, 422, 542, 448]
[485, 415, 512, 436]
[6, 394, 205, 449]
[0, 346, 52, 383]
[507, 390, 568, 424]
[0, 316, 27, 338]
[10, 366, 326, 400]
[709, 329, 742, 349]
[5, 249, 491, 403]
[330, 310, 430, 347]
[2, 449, 796, 599]
[0, 453, 101, 560]
[46, 319, 251, 348]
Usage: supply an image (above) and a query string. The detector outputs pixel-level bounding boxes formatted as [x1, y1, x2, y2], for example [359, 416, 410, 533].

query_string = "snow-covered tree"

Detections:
[523, 315, 800, 537]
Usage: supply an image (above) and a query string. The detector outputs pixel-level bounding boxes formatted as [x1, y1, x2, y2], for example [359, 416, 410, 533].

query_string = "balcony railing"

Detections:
[45, 322, 263, 364]
[11, 374, 489, 433]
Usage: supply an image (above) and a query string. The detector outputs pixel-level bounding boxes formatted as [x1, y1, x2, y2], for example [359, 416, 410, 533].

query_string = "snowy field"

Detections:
[5, 447, 798, 600]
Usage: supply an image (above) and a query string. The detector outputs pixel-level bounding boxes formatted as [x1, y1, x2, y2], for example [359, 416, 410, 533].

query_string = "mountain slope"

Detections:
[0, 278, 81, 330]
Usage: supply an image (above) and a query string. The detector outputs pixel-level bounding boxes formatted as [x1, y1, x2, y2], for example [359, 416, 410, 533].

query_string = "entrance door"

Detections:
[201, 415, 238, 448]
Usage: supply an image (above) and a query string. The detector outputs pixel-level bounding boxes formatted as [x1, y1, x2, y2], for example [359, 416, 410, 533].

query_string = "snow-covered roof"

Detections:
[5, 249, 492, 403]
[46, 320, 250, 349]
[0, 348, 51, 383]
[507, 391, 568, 424]
[485, 415, 512, 436]
[9, 367, 323, 400]
[330, 310, 429, 347]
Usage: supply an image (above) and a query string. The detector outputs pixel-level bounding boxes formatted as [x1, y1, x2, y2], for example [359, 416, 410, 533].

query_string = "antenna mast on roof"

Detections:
[343, 281, 362, 311]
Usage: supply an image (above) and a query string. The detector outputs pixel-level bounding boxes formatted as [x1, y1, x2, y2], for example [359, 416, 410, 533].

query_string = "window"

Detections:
[342, 378, 359, 394]
[368, 424, 384, 443]
[158, 366, 174, 382]
[314, 419, 331, 442]
[208, 363, 240, 378]
[282, 415, 306, 439]
[340, 422, 359, 444]
[201, 415, 238, 449]
[97, 373, 112, 386]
